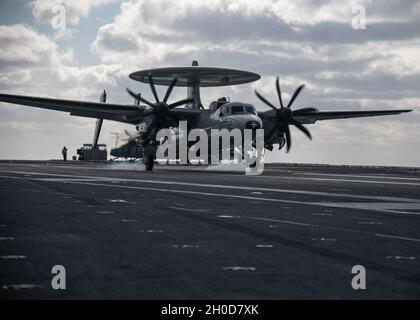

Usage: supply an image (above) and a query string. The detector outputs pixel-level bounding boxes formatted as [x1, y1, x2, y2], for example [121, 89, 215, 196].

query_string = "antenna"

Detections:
[186, 60, 202, 109]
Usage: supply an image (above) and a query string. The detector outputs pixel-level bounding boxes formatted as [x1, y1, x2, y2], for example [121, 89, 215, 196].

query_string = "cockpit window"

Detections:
[245, 105, 256, 115]
[230, 106, 245, 114]
[219, 105, 256, 116]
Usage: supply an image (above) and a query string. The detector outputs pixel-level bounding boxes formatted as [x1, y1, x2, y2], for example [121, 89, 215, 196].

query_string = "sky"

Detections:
[0, 0, 419, 166]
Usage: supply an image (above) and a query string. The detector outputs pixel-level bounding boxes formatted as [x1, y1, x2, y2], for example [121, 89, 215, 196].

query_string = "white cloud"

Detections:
[0, 24, 124, 99]
[1, 1, 419, 164]
[0, 23, 140, 160]
[91, 0, 420, 167]
[0, 24, 56, 65]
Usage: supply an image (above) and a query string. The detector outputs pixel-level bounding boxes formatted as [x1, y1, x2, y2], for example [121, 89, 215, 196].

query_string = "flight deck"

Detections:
[0, 161, 419, 299]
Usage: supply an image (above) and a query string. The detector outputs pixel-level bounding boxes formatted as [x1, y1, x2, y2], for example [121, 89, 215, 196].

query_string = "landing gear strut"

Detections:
[142, 142, 156, 171]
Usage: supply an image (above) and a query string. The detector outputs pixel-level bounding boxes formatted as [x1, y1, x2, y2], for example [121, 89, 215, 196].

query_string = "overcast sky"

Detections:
[0, 0, 419, 166]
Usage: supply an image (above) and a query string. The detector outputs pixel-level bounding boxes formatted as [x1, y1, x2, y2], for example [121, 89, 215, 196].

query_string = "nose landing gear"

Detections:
[142, 142, 156, 171]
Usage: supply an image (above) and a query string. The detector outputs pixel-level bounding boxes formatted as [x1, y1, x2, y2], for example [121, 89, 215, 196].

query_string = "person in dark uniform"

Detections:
[62, 146, 68, 161]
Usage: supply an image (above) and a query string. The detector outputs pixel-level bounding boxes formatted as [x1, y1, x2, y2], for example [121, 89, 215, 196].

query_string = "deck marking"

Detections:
[386, 256, 416, 260]
[0, 255, 26, 259]
[374, 234, 420, 243]
[2, 170, 420, 204]
[278, 176, 420, 186]
[357, 221, 382, 225]
[296, 172, 420, 182]
[251, 217, 420, 243]
[172, 244, 200, 248]
[218, 215, 241, 219]
[2, 171, 420, 216]
[108, 199, 127, 203]
[312, 238, 336, 242]
[37, 179, 420, 216]
[168, 206, 210, 213]
[222, 266, 256, 271]
[2, 284, 42, 290]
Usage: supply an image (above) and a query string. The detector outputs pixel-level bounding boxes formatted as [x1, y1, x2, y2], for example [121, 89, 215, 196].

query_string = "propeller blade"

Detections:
[290, 118, 312, 140]
[265, 121, 280, 143]
[286, 84, 305, 109]
[126, 88, 155, 108]
[148, 74, 160, 103]
[284, 124, 291, 152]
[126, 87, 138, 99]
[275, 77, 284, 109]
[168, 98, 194, 109]
[257, 78, 314, 153]
[255, 90, 278, 112]
[292, 107, 318, 116]
[163, 78, 178, 103]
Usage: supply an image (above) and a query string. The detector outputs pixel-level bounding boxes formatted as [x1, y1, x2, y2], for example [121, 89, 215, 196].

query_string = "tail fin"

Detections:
[93, 90, 106, 148]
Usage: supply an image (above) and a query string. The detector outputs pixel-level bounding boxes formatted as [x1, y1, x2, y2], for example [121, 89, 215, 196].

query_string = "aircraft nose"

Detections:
[244, 115, 263, 129]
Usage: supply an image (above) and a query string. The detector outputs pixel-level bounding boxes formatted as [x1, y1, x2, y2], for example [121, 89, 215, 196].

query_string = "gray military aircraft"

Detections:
[109, 130, 142, 160]
[0, 61, 412, 170]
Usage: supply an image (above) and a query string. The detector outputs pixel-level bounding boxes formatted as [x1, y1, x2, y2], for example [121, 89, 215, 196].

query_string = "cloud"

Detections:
[0, 24, 134, 159]
[0, 24, 124, 98]
[0, 24, 56, 67]
[92, 0, 420, 50]
[89, 0, 420, 167]
[91, 0, 420, 104]
[1, 1, 419, 164]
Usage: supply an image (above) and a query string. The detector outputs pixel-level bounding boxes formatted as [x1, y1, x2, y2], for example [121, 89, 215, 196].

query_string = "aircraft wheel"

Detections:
[143, 144, 155, 171]
[144, 154, 154, 171]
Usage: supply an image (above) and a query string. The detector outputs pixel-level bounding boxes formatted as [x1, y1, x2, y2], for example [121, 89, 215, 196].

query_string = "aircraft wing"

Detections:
[284, 109, 412, 124]
[168, 108, 204, 123]
[0, 93, 144, 124]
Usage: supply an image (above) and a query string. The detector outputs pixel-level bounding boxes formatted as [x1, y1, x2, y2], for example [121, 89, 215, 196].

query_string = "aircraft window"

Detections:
[230, 106, 245, 114]
[245, 106, 256, 115]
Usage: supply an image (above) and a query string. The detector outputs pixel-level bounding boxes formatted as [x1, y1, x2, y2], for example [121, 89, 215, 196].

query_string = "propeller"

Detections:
[255, 77, 317, 152]
[126, 75, 192, 116]
[126, 75, 193, 141]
